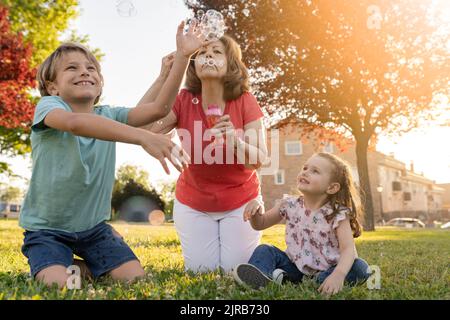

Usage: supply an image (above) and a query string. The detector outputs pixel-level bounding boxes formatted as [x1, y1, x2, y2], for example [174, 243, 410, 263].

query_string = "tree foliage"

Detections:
[0, 5, 35, 171]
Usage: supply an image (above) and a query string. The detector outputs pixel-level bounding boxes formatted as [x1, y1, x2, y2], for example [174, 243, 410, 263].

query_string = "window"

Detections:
[322, 142, 335, 153]
[9, 204, 20, 212]
[274, 170, 285, 185]
[285, 141, 302, 155]
[392, 181, 402, 191]
[403, 192, 412, 201]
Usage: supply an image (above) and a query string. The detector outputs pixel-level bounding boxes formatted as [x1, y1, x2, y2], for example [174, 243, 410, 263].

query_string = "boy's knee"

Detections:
[109, 260, 145, 282]
[35, 265, 70, 289]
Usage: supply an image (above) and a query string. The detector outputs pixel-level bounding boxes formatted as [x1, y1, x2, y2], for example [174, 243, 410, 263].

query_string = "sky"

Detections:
[1, 0, 449, 190]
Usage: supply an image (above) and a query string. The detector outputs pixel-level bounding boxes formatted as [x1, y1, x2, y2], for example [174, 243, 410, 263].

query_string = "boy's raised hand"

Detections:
[140, 132, 190, 175]
[176, 20, 210, 58]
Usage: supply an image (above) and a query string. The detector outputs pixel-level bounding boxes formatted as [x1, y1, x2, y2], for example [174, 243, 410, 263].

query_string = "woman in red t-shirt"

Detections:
[143, 35, 268, 272]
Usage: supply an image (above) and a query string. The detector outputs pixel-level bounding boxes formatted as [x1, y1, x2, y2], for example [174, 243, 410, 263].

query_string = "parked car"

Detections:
[440, 221, 450, 229]
[385, 218, 425, 228]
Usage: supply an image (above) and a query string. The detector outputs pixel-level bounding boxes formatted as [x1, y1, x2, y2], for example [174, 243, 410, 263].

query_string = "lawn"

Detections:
[0, 219, 448, 300]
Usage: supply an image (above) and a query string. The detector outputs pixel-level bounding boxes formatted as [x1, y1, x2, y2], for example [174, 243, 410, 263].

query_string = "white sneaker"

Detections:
[272, 268, 287, 285]
[232, 264, 272, 289]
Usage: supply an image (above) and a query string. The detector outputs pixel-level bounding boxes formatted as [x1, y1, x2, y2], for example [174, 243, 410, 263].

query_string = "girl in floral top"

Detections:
[232, 152, 371, 295]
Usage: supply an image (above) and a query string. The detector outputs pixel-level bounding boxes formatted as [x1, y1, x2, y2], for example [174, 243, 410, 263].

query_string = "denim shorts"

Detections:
[21, 222, 139, 278]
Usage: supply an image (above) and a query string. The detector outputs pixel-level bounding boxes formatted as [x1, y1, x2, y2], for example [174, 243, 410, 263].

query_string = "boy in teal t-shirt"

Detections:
[20, 96, 130, 233]
[20, 22, 207, 288]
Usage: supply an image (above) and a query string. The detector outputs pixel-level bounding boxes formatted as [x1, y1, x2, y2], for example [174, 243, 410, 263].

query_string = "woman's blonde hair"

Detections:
[37, 42, 103, 104]
[316, 152, 364, 238]
[184, 35, 249, 101]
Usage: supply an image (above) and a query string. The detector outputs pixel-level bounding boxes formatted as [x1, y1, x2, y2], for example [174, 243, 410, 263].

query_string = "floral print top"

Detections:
[279, 196, 350, 275]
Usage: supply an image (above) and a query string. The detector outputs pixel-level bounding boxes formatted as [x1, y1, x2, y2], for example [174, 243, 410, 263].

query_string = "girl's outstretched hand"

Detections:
[176, 20, 210, 58]
[243, 199, 264, 221]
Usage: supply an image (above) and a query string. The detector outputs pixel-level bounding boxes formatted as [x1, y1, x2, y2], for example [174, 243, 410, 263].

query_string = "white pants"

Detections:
[173, 197, 262, 273]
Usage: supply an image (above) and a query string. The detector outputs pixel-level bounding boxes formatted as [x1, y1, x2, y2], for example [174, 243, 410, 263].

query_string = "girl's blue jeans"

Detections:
[248, 244, 371, 285]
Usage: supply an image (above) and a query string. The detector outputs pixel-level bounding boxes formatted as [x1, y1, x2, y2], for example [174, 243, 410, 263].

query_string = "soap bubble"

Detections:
[116, 0, 137, 17]
[196, 56, 225, 68]
[184, 17, 199, 34]
[206, 32, 216, 41]
[184, 9, 226, 41]
[206, 9, 223, 20]
[189, 17, 199, 28]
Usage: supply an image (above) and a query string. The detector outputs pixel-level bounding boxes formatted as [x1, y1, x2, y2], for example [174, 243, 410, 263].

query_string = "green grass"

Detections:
[0, 219, 448, 300]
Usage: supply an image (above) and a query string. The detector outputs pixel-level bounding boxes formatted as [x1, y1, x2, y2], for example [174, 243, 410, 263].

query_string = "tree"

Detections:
[0, 184, 23, 202]
[187, 0, 449, 230]
[1, 0, 103, 67]
[157, 180, 176, 218]
[113, 164, 153, 195]
[0, 5, 36, 172]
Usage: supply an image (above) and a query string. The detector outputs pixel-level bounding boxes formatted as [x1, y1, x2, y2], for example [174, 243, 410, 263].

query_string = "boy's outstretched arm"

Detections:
[44, 109, 189, 174]
[127, 21, 209, 127]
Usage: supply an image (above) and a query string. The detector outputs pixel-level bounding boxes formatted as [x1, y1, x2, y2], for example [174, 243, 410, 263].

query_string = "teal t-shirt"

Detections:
[19, 96, 130, 232]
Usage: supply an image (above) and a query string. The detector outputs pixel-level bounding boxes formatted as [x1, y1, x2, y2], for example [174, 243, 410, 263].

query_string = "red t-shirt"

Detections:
[172, 89, 264, 212]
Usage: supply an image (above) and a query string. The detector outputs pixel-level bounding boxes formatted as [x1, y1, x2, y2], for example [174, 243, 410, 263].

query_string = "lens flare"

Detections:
[148, 210, 165, 226]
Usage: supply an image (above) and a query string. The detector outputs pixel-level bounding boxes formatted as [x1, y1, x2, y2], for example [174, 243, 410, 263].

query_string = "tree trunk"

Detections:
[355, 137, 375, 231]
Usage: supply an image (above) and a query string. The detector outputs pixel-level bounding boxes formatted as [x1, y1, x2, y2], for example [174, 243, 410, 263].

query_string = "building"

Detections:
[0, 202, 21, 219]
[259, 122, 447, 224]
[375, 155, 446, 222]
[437, 183, 450, 212]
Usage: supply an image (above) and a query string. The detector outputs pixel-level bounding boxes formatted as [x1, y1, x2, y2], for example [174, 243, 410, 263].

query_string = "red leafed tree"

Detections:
[0, 5, 36, 129]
